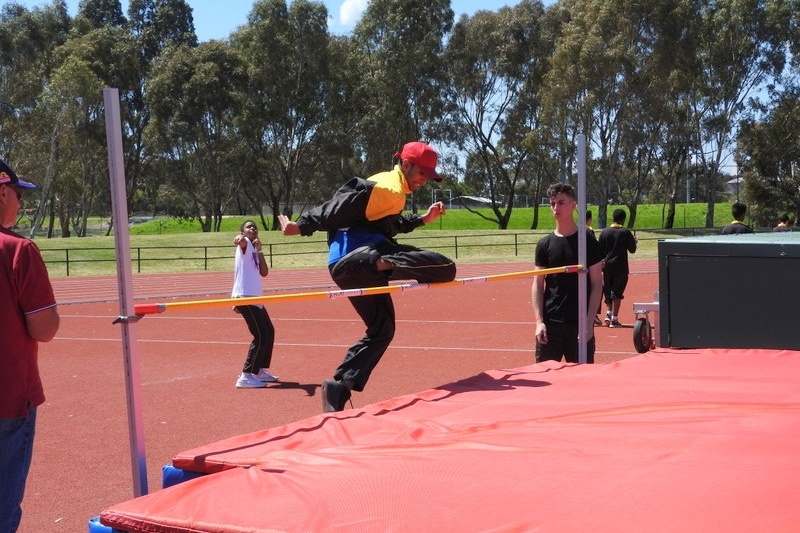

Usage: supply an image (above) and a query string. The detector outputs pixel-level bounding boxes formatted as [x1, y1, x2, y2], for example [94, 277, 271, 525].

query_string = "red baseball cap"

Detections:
[394, 141, 442, 181]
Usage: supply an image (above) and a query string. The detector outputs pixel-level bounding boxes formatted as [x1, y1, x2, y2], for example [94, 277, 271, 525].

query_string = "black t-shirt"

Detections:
[535, 229, 603, 325]
[722, 222, 753, 234]
[599, 226, 637, 274]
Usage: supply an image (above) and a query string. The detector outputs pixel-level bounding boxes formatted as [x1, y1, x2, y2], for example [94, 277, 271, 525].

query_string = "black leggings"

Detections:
[235, 305, 275, 374]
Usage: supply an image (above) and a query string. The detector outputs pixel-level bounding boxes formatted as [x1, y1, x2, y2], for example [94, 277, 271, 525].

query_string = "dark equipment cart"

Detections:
[656, 232, 800, 350]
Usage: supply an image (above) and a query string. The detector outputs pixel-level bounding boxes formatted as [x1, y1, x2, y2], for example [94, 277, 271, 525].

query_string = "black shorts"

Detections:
[603, 271, 629, 303]
[535, 322, 595, 364]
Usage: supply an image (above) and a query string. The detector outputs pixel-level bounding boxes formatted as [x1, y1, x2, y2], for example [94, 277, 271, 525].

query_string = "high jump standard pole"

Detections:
[577, 133, 588, 364]
[104, 88, 148, 497]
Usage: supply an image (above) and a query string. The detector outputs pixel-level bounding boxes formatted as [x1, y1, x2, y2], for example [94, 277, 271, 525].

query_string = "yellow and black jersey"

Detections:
[296, 166, 425, 243]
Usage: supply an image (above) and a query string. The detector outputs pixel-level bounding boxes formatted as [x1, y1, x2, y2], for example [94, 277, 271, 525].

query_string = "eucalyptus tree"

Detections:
[37, 26, 142, 236]
[632, 0, 701, 229]
[0, 1, 71, 237]
[605, 0, 708, 228]
[791, 0, 800, 71]
[349, 0, 453, 174]
[77, 0, 126, 28]
[737, 87, 800, 225]
[0, 1, 70, 160]
[126, 0, 197, 215]
[542, 3, 599, 210]
[689, 0, 790, 227]
[650, 102, 696, 228]
[144, 41, 246, 231]
[546, 0, 678, 227]
[537, 1, 584, 211]
[293, 33, 365, 205]
[128, 0, 196, 62]
[233, 0, 337, 228]
[443, 1, 550, 229]
[33, 54, 107, 237]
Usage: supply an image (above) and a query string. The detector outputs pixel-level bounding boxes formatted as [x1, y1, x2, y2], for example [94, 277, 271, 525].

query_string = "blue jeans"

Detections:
[0, 409, 37, 533]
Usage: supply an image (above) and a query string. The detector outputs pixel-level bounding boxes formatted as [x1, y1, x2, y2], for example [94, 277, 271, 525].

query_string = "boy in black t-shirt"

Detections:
[721, 202, 753, 234]
[531, 183, 604, 364]
[598, 208, 638, 327]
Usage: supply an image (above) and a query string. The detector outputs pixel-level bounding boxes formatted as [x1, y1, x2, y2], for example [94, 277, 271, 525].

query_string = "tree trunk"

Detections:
[664, 194, 676, 229]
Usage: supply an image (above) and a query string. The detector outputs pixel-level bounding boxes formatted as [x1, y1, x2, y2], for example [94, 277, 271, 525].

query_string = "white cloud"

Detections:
[339, 0, 368, 26]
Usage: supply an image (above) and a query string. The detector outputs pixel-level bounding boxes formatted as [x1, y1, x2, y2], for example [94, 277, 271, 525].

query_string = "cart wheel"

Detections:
[633, 317, 652, 353]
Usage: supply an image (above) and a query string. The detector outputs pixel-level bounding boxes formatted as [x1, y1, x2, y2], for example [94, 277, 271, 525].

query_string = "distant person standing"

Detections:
[772, 213, 792, 232]
[585, 209, 595, 236]
[598, 208, 638, 328]
[0, 158, 60, 533]
[231, 220, 278, 389]
[722, 202, 753, 234]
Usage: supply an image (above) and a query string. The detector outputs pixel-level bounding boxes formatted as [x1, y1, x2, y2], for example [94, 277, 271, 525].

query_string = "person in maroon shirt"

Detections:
[0, 158, 60, 533]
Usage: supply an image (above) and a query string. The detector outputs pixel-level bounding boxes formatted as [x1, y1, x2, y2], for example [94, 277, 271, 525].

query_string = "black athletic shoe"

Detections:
[321, 379, 351, 412]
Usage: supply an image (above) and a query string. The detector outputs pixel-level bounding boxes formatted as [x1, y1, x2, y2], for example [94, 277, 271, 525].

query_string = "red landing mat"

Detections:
[100, 349, 800, 532]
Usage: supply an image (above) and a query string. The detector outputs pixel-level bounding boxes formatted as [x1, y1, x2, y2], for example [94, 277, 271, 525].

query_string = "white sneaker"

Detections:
[235, 373, 266, 389]
[255, 369, 279, 382]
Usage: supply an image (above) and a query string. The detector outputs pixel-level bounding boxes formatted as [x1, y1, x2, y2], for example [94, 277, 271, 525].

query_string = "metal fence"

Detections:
[39, 228, 719, 277]
[40, 232, 550, 277]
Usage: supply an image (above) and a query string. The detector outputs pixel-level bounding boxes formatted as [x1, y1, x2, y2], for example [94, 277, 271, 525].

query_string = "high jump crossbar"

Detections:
[133, 264, 583, 316]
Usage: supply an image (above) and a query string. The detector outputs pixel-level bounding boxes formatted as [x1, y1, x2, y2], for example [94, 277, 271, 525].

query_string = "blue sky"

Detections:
[14, 0, 521, 41]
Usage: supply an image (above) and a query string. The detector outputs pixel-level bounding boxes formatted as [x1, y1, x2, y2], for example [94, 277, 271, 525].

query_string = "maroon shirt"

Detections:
[0, 226, 57, 419]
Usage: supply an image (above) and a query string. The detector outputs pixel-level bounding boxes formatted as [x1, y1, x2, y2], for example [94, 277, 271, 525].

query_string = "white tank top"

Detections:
[231, 237, 263, 297]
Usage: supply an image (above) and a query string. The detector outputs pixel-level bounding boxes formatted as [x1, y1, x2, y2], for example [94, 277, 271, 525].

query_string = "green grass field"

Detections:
[31, 203, 736, 277]
[118, 203, 728, 234]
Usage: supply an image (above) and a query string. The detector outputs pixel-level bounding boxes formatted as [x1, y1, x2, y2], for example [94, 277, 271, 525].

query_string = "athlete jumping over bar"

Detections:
[278, 141, 457, 412]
